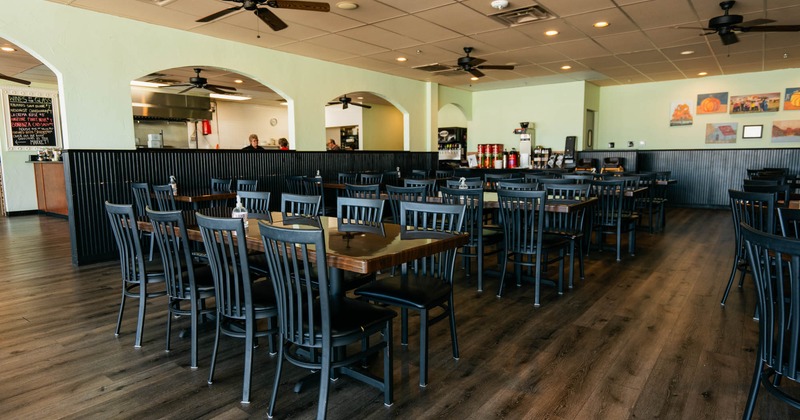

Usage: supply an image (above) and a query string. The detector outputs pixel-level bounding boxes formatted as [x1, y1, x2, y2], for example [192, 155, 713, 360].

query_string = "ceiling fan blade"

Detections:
[740, 25, 800, 32]
[477, 65, 515, 70]
[205, 84, 237, 91]
[196, 6, 242, 23]
[351, 103, 372, 109]
[342, 103, 348, 109]
[674, 26, 712, 30]
[327, 102, 340, 106]
[178, 86, 196, 94]
[204, 86, 229, 94]
[737, 18, 776, 28]
[267, 1, 331, 12]
[255, 8, 289, 31]
[468, 68, 485, 78]
[0, 72, 32, 85]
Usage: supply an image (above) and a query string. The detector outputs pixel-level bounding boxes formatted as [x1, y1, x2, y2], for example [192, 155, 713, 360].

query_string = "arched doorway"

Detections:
[132, 66, 289, 150]
[325, 92, 403, 151]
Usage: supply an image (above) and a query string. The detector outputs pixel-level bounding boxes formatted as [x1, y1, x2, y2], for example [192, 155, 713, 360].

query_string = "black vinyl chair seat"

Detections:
[355, 277, 451, 310]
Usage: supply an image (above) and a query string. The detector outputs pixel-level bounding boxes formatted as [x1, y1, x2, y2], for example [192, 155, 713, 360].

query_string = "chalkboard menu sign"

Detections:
[2, 88, 61, 150]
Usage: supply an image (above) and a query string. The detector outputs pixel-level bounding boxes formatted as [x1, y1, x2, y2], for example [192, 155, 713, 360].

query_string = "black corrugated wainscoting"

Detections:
[62, 149, 436, 266]
[576, 149, 800, 209]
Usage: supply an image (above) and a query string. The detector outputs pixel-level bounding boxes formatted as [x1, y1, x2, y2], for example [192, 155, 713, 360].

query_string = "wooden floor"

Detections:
[1, 208, 798, 419]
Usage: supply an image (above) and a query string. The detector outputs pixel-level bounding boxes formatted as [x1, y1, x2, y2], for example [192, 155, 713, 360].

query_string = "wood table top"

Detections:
[172, 191, 237, 203]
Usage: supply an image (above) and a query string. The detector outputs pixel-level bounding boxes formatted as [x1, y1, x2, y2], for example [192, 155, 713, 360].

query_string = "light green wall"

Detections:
[470, 81, 586, 153]
[438, 104, 468, 128]
[362, 104, 403, 150]
[597, 68, 800, 150]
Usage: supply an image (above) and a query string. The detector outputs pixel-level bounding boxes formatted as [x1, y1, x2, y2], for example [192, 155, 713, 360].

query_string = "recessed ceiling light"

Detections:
[1, 46, 16, 52]
[396, 57, 407, 62]
[336, 1, 358, 10]
[357, 96, 364, 100]
[698, 72, 708, 76]
[593, 21, 610, 28]
[233, 79, 243, 84]
[470, 76, 479, 81]
[545, 30, 559, 36]
[561, 65, 572, 70]
[680, 50, 695, 55]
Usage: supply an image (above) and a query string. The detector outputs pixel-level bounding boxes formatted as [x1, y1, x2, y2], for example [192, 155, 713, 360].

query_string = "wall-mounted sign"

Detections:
[2, 87, 62, 150]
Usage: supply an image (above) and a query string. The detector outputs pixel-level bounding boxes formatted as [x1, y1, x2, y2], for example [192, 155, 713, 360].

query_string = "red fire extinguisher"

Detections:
[202, 119, 212, 135]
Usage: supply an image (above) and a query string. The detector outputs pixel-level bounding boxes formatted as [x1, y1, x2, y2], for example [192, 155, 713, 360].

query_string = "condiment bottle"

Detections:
[169, 175, 178, 195]
[232, 195, 248, 229]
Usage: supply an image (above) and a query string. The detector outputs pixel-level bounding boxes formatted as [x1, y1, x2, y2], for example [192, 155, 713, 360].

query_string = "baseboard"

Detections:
[6, 210, 40, 217]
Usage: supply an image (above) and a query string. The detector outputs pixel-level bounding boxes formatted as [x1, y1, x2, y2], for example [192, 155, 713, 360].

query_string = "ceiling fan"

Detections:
[327, 95, 371, 110]
[164, 68, 237, 94]
[414, 47, 515, 78]
[675, 1, 800, 46]
[197, 0, 330, 32]
[0, 72, 30, 85]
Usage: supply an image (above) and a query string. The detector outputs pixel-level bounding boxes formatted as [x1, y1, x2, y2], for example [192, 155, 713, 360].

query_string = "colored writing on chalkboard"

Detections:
[7, 94, 58, 147]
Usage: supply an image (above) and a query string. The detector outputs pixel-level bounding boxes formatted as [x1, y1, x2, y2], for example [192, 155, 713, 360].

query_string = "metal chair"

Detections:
[259, 222, 396, 418]
[385, 185, 426, 224]
[740, 223, 800, 419]
[280, 193, 321, 222]
[337, 172, 358, 185]
[589, 179, 638, 261]
[146, 207, 215, 369]
[778, 207, 800, 238]
[496, 180, 539, 191]
[721, 189, 775, 306]
[743, 184, 791, 204]
[284, 175, 305, 195]
[441, 186, 502, 292]
[404, 178, 437, 198]
[344, 183, 380, 199]
[131, 182, 155, 260]
[355, 201, 465, 387]
[544, 183, 591, 289]
[196, 213, 278, 404]
[104, 202, 166, 348]
[484, 173, 512, 192]
[302, 176, 329, 216]
[152, 184, 177, 211]
[445, 179, 483, 189]
[211, 178, 232, 193]
[495, 190, 569, 307]
[236, 179, 258, 192]
[435, 169, 454, 179]
[410, 169, 428, 179]
[237, 190, 272, 221]
[360, 173, 384, 185]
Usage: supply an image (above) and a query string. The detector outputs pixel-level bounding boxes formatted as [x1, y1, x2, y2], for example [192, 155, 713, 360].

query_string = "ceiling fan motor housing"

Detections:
[709, 13, 743, 29]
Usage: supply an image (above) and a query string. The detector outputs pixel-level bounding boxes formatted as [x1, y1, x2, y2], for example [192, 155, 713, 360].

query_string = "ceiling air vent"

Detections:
[490, 5, 555, 26]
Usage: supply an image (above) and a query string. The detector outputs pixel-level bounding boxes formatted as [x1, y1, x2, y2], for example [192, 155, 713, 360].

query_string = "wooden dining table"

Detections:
[171, 191, 237, 210]
[138, 210, 468, 301]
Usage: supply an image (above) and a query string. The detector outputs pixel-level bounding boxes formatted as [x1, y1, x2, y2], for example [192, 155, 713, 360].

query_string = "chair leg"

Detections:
[567, 241, 575, 289]
[477, 243, 484, 293]
[400, 308, 409, 345]
[721, 252, 743, 306]
[208, 317, 221, 384]
[190, 299, 199, 369]
[134, 285, 147, 348]
[115, 293, 127, 337]
[743, 361, 763, 420]
[241, 318, 255, 404]
[578, 238, 586, 280]
[383, 319, 394, 406]
[496, 250, 509, 297]
[448, 295, 459, 360]
[419, 308, 428, 387]
[317, 342, 332, 419]
[268, 343, 284, 418]
[165, 301, 173, 353]
[615, 226, 622, 262]
[534, 253, 541, 308]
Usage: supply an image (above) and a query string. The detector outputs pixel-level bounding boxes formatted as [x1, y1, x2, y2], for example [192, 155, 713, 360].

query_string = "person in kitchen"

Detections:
[327, 138, 340, 151]
[278, 137, 289, 151]
[242, 134, 264, 150]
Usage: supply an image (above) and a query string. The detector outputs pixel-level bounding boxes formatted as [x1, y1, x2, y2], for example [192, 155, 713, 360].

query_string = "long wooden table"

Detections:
[139, 210, 468, 300]
[173, 192, 237, 210]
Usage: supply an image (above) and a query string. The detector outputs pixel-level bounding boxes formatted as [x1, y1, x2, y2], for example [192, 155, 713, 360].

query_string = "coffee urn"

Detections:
[513, 122, 534, 168]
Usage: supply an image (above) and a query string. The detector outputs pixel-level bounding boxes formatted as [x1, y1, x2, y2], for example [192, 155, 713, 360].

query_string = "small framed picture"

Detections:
[467, 154, 479, 168]
[742, 125, 763, 139]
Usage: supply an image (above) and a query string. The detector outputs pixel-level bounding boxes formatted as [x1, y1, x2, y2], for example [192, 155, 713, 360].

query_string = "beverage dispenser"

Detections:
[514, 122, 534, 168]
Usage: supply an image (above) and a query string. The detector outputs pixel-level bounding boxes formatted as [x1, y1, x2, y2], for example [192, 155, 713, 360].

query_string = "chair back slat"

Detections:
[404, 178, 437, 198]
[238, 191, 272, 220]
[496, 189, 546, 254]
[131, 183, 153, 220]
[386, 185, 426, 224]
[236, 179, 258, 192]
[211, 178, 232, 193]
[337, 197, 385, 235]
[147, 208, 195, 299]
[153, 184, 177, 211]
[344, 183, 380, 199]
[105, 202, 147, 285]
[440, 187, 483, 248]
[360, 173, 384, 185]
[281, 193, 321, 223]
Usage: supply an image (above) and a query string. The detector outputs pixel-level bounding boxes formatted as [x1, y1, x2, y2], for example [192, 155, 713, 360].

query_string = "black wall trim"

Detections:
[6, 210, 40, 217]
[62, 149, 437, 266]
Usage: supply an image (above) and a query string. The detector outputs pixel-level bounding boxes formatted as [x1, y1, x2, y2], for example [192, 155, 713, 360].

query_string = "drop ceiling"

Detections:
[2, 0, 800, 103]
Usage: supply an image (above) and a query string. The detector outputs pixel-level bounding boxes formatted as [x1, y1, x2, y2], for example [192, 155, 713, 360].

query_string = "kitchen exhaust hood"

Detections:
[132, 91, 212, 121]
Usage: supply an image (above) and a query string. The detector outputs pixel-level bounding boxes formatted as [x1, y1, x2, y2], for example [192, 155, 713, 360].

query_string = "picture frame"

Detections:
[742, 125, 763, 139]
[2, 87, 62, 151]
[467, 154, 479, 168]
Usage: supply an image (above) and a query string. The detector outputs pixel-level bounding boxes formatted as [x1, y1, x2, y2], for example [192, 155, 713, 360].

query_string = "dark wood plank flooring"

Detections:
[0, 208, 797, 419]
